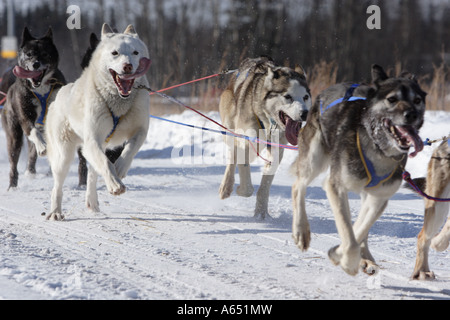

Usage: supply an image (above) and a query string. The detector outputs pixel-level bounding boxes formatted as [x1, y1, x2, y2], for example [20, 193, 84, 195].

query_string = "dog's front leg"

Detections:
[292, 178, 311, 251]
[236, 141, 254, 197]
[27, 127, 47, 156]
[325, 177, 360, 276]
[16, 102, 47, 156]
[83, 137, 125, 196]
[219, 143, 237, 200]
[352, 192, 388, 275]
[85, 166, 100, 212]
[412, 200, 449, 280]
[114, 128, 147, 180]
[255, 146, 284, 219]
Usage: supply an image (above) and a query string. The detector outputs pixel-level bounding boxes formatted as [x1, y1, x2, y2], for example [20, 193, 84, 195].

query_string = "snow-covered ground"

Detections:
[0, 107, 449, 300]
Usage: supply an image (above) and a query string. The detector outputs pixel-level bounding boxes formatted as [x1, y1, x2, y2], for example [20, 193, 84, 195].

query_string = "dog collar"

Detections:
[31, 85, 55, 127]
[357, 131, 398, 189]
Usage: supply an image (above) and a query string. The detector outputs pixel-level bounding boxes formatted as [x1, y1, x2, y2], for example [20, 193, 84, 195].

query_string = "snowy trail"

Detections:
[0, 110, 449, 300]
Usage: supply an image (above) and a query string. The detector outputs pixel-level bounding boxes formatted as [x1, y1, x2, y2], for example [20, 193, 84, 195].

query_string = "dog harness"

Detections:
[356, 131, 398, 189]
[320, 84, 366, 115]
[321, 84, 397, 189]
[31, 84, 56, 127]
[105, 109, 123, 143]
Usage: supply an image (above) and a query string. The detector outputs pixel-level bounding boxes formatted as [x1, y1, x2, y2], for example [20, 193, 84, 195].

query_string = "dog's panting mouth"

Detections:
[279, 111, 302, 146]
[384, 119, 424, 158]
[110, 69, 135, 98]
[13, 66, 45, 87]
[109, 58, 151, 98]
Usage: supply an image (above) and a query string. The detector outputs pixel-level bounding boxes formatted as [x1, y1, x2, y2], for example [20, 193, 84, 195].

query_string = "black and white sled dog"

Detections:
[45, 24, 151, 221]
[411, 139, 450, 280]
[1, 27, 67, 190]
[291, 65, 426, 275]
[219, 56, 311, 219]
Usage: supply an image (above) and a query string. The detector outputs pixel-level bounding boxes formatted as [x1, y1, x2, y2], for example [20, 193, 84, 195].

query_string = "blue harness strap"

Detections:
[357, 132, 397, 189]
[105, 109, 123, 143]
[31, 85, 55, 127]
[320, 84, 366, 115]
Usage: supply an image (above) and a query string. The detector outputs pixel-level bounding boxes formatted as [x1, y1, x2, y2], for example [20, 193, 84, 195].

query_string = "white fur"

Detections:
[45, 24, 150, 221]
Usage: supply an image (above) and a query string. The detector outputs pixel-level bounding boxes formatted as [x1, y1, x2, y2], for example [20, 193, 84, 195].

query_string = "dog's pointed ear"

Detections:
[21, 27, 35, 47]
[295, 64, 307, 79]
[371, 64, 389, 87]
[101, 23, 115, 39]
[124, 25, 138, 36]
[43, 27, 53, 40]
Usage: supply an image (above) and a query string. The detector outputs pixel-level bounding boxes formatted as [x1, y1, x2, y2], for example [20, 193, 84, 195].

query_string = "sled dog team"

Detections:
[1, 24, 448, 280]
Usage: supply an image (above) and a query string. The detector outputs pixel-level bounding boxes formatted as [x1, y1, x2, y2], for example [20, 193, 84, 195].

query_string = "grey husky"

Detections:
[1, 27, 66, 190]
[291, 65, 426, 275]
[219, 56, 311, 219]
[411, 139, 450, 280]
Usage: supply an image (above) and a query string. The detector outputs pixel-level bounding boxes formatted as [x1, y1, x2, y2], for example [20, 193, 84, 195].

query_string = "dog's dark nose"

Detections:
[404, 109, 418, 124]
[300, 110, 308, 122]
[33, 62, 41, 70]
[123, 63, 133, 74]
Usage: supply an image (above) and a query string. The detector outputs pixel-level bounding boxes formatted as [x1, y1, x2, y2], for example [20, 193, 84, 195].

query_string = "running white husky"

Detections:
[45, 24, 151, 220]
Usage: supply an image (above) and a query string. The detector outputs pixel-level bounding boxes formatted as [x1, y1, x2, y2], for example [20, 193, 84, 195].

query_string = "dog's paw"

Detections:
[328, 245, 360, 276]
[107, 181, 126, 196]
[236, 184, 254, 197]
[254, 210, 270, 221]
[292, 222, 311, 251]
[411, 270, 436, 281]
[360, 259, 379, 276]
[86, 197, 100, 212]
[292, 230, 311, 252]
[46, 211, 65, 221]
[219, 183, 233, 199]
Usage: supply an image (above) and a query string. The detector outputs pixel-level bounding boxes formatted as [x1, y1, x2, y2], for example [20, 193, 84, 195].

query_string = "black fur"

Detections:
[1, 27, 66, 190]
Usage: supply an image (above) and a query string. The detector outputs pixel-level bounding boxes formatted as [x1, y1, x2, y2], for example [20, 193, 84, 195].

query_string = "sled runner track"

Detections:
[0, 205, 197, 299]
[97, 190, 450, 298]
[0, 197, 310, 299]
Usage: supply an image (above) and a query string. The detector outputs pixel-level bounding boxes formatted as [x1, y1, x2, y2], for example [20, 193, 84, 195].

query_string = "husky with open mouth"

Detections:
[291, 65, 426, 276]
[1, 27, 67, 190]
[44, 24, 151, 221]
[219, 56, 311, 219]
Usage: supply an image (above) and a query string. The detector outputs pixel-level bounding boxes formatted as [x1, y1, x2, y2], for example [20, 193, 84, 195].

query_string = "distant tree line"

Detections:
[1, 0, 449, 99]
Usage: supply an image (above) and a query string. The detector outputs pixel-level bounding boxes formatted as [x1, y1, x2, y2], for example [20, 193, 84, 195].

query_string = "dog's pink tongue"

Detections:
[396, 125, 424, 158]
[120, 58, 151, 80]
[285, 118, 302, 146]
[13, 66, 42, 79]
